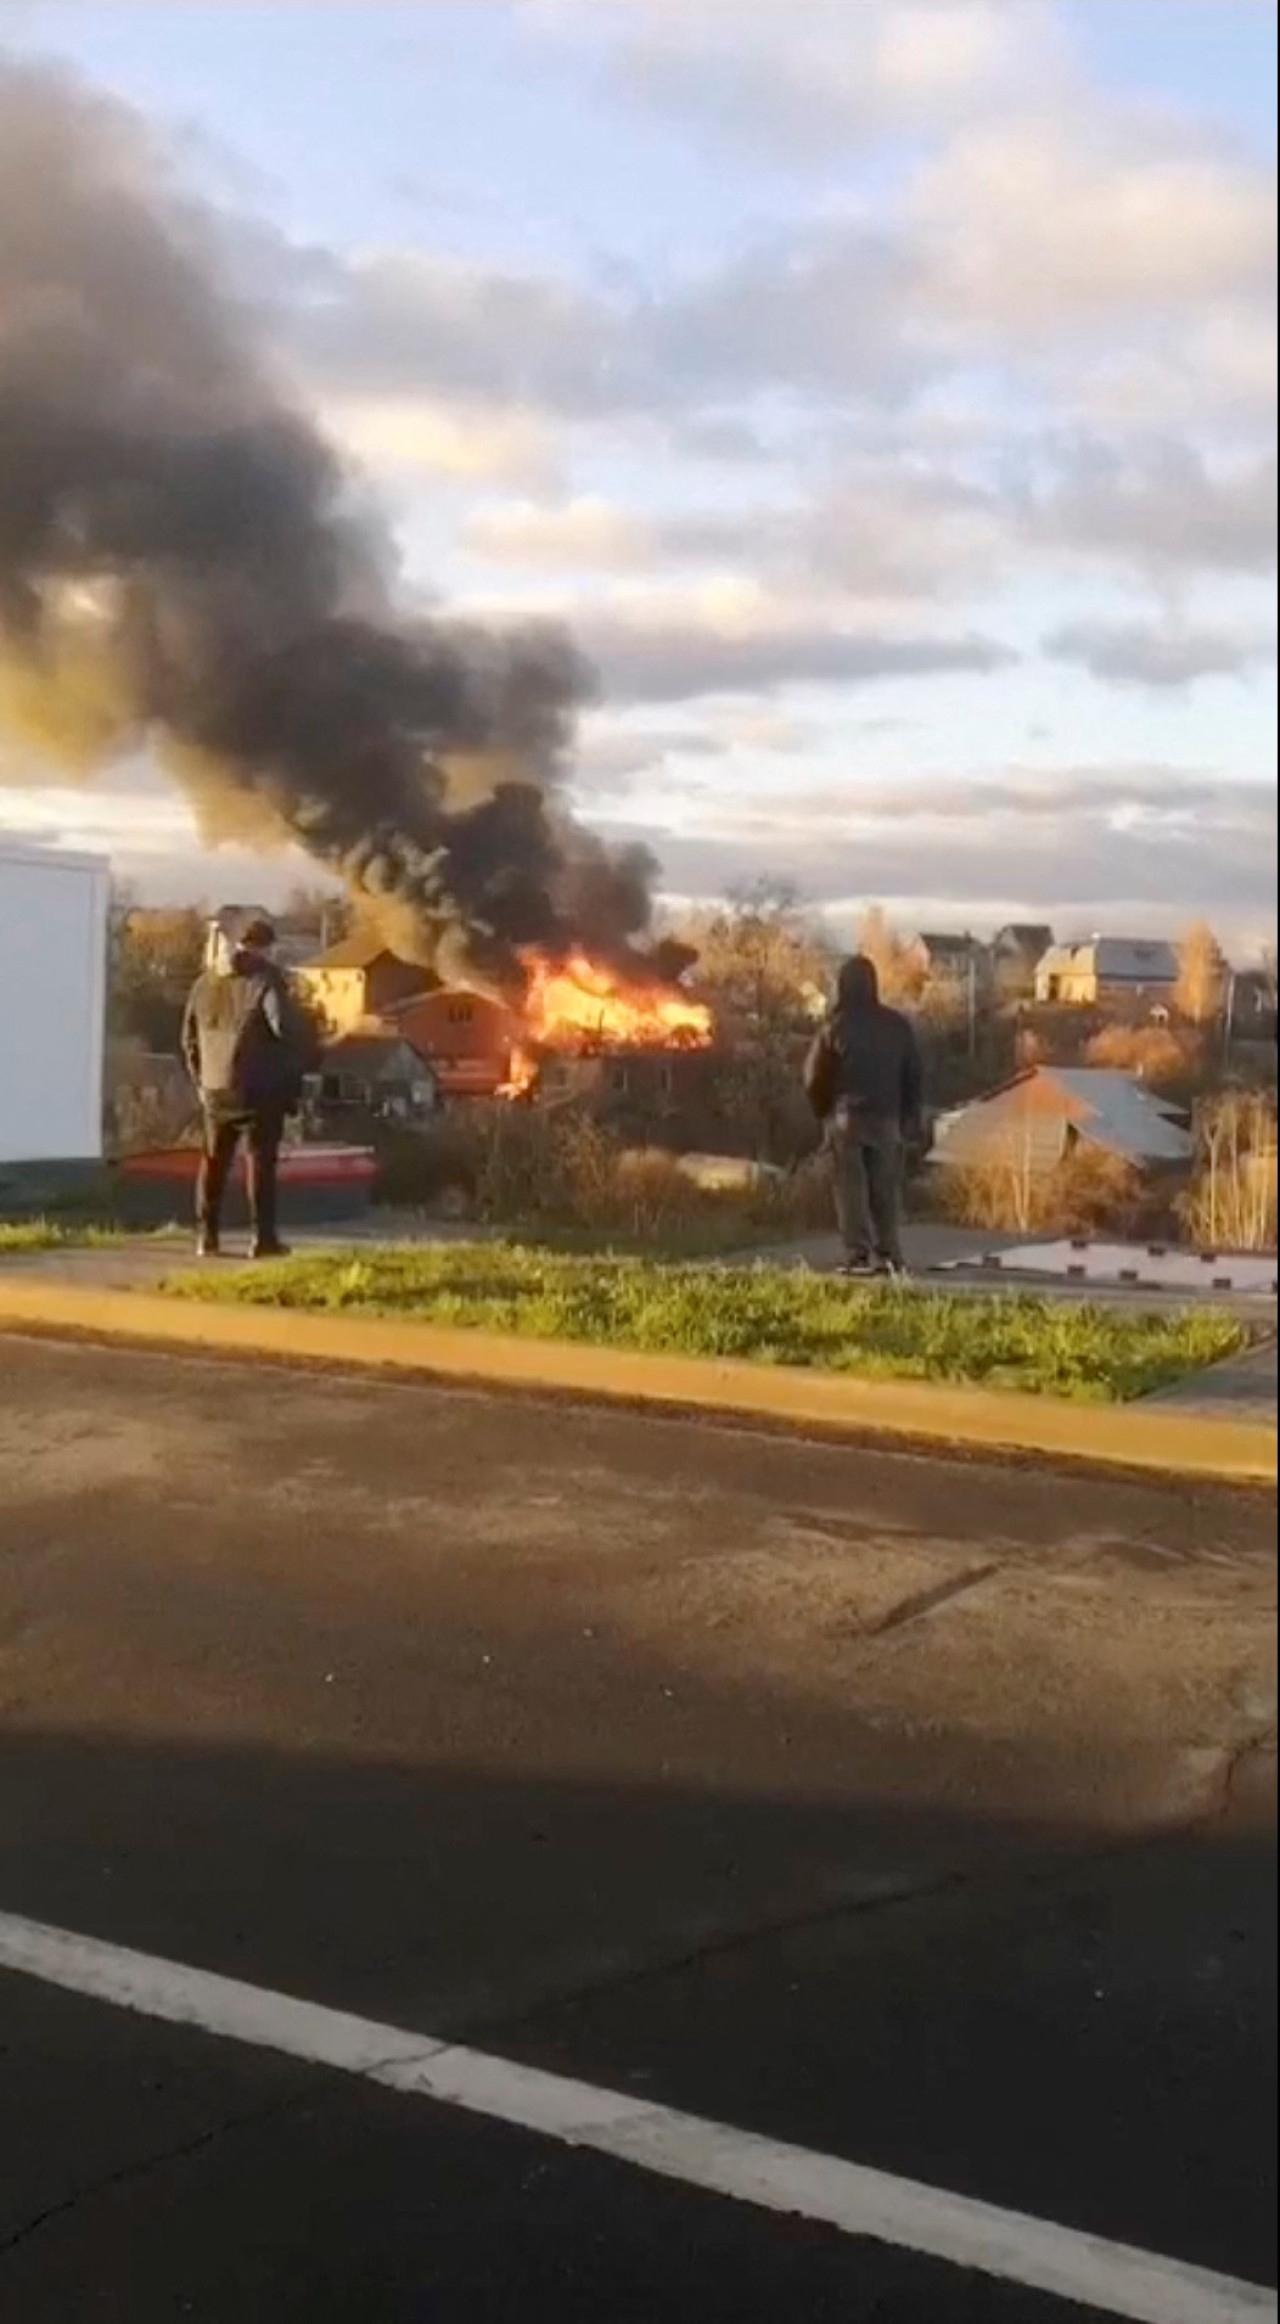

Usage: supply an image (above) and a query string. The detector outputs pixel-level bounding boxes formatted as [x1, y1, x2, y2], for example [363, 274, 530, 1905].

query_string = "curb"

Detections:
[0, 1278, 1274, 1487]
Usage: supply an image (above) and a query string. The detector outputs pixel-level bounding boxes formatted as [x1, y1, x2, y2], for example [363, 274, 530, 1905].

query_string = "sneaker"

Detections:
[195, 1232, 221, 1260]
[879, 1258, 911, 1283]
[249, 1236, 291, 1261]
[837, 1254, 879, 1280]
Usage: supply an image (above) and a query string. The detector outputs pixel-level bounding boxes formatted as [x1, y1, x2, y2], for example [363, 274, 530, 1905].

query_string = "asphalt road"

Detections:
[0, 1335, 1274, 2321]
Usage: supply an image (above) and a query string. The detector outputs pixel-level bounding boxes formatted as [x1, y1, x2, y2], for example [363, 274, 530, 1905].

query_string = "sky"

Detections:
[0, 0, 1276, 951]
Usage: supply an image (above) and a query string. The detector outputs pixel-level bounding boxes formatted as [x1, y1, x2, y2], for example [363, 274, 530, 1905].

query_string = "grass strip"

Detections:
[165, 1243, 1250, 1404]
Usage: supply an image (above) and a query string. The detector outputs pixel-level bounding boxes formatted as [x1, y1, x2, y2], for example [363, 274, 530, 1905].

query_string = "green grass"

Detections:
[165, 1243, 1250, 1403]
[0, 1220, 127, 1254]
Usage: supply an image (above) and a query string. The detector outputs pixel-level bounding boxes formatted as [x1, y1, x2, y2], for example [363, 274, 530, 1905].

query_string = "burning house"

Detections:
[389, 987, 522, 1102]
[501, 952, 714, 1099]
[300, 943, 717, 1109]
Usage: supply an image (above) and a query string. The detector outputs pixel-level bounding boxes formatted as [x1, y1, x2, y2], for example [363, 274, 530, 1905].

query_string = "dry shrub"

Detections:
[937, 1144, 1147, 1238]
[105, 1038, 199, 1156]
[375, 1102, 837, 1248]
[1182, 1092, 1278, 1253]
[1084, 1022, 1202, 1089]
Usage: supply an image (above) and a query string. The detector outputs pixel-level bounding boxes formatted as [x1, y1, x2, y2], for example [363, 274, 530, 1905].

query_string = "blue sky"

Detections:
[1, 0, 1276, 947]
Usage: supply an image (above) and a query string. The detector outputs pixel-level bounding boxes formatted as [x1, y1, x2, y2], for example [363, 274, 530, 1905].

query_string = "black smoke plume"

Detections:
[0, 60, 658, 988]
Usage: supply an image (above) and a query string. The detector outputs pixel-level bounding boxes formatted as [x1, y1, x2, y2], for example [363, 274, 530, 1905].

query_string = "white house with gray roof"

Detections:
[1035, 938, 1179, 1007]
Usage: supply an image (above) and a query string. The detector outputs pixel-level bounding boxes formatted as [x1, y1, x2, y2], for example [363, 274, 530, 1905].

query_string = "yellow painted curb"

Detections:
[0, 1278, 1273, 1487]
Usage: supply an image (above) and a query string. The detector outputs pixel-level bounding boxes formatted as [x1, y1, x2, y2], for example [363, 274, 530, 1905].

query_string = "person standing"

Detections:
[182, 914, 305, 1258]
[805, 954, 923, 1278]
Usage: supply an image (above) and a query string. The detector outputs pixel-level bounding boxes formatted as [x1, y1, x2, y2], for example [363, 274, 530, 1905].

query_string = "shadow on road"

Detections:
[0, 1724, 1274, 2290]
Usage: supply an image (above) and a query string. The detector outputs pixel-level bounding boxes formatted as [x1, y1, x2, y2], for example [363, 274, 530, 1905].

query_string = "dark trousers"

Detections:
[829, 1118, 904, 1266]
[197, 1106, 283, 1242]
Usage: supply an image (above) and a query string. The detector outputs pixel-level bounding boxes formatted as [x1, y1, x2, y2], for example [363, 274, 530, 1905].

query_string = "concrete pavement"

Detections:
[0, 1336, 1274, 2318]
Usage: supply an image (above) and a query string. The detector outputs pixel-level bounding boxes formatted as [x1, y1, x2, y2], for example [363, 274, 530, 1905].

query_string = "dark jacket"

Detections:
[182, 947, 307, 1113]
[804, 957, 923, 1136]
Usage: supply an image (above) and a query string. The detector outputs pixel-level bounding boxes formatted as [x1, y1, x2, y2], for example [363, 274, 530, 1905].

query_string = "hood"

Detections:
[230, 943, 272, 978]
[837, 955, 880, 1012]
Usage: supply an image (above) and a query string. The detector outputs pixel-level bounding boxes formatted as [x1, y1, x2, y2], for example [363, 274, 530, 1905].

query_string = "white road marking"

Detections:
[0, 1908, 1273, 2324]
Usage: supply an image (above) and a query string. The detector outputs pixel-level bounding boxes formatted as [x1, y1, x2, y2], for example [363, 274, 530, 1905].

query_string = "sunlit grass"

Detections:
[166, 1243, 1250, 1403]
[0, 1221, 125, 1253]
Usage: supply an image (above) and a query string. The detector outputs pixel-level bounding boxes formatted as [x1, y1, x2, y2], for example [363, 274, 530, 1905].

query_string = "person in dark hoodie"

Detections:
[182, 914, 308, 1258]
[804, 955, 923, 1278]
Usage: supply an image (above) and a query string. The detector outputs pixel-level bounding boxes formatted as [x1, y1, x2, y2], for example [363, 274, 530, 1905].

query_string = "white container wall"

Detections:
[0, 844, 110, 1164]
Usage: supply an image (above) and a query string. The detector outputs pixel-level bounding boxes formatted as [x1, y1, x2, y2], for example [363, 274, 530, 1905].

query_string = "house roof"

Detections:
[918, 931, 981, 954]
[995, 924, 1055, 955]
[302, 930, 399, 971]
[1042, 1069, 1191, 1159]
[1091, 938, 1179, 984]
[1040, 937, 1179, 985]
[938, 1067, 1193, 1168]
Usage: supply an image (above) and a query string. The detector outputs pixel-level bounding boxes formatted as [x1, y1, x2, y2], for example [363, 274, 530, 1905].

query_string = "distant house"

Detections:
[911, 932, 989, 986]
[1034, 938, 1179, 1009]
[390, 987, 521, 1099]
[991, 925, 1055, 996]
[931, 1067, 1194, 1179]
[310, 1031, 440, 1127]
[296, 933, 432, 1036]
[1230, 968, 1279, 1040]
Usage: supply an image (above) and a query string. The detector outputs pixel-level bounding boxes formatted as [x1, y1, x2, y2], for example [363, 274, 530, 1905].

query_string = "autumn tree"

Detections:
[855, 904, 926, 1006]
[1176, 921, 1227, 1026]
[681, 883, 835, 1159]
[109, 897, 207, 1053]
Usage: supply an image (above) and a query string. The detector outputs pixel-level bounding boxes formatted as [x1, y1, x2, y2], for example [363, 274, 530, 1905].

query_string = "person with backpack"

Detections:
[804, 954, 924, 1279]
[182, 913, 312, 1258]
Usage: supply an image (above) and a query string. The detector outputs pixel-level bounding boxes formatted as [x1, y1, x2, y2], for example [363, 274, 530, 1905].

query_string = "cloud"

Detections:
[650, 225, 923, 411]
[602, 762, 1277, 932]
[323, 395, 563, 488]
[575, 594, 1017, 705]
[528, 0, 1052, 162]
[1045, 620, 1277, 691]
[914, 112, 1276, 340]
[1030, 441, 1278, 579]
[288, 244, 625, 419]
[462, 496, 652, 571]
[572, 719, 725, 790]
[782, 767, 1277, 833]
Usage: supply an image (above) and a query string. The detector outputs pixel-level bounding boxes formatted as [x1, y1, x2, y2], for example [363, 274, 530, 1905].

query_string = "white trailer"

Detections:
[0, 842, 111, 1166]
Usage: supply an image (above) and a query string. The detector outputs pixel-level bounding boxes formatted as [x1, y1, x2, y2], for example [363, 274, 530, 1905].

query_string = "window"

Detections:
[611, 1064, 630, 1095]
[447, 1001, 475, 1027]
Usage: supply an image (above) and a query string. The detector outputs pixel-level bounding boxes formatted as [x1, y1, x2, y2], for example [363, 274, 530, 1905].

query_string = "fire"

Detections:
[500, 948, 713, 1097]
[525, 950, 713, 1051]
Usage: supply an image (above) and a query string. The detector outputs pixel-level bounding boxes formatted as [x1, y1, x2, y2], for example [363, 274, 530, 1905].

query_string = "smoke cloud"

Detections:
[0, 60, 657, 987]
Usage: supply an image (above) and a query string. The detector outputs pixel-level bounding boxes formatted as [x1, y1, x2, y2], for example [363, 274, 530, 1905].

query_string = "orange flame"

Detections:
[500, 948, 713, 1097]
